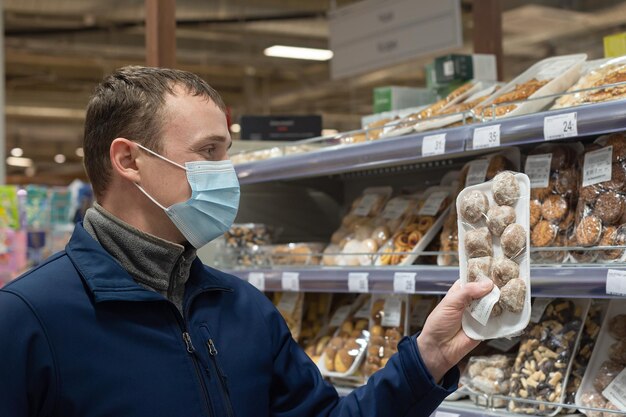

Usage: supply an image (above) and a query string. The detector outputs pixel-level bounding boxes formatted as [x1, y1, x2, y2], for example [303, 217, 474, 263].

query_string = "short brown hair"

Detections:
[83, 66, 226, 199]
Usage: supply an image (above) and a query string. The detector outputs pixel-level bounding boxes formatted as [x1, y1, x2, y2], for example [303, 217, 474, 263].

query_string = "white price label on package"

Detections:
[382, 199, 410, 220]
[277, 292, 299, 315]
[583, 146, 613, 187]
[544, 112, 578, 140]
[422, 134, 446, 157]
[348, 272, 369, 293]
[488, 337, 521, 352]
[469, 285, 500, 326]
[381, 296, 403, 327]
[353, 194, 379, 217]
[530, 298, 554, 323]
[418, 191, 449, 216]
[248, 272, 265, 292]
[393, 272, 416, 294]
[281, 272, 300, 292]
[329, 306, 351, 327]
[606, 269, 626, 296]
[525, 153, 553, 189]
[473, 124, 500, 150]
[466, 159, 490, 186]
[602, 368, 626, 411]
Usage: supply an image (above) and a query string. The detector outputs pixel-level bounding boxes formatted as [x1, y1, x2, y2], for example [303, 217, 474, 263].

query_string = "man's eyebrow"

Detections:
[200, 135, 232, 149]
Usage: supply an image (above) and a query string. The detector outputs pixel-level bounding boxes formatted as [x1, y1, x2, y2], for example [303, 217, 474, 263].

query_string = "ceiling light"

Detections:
[264, 45, 333, 61]
[54, 154, 66, 164]
[75, 147, 84, 157]
[6, 156, 33, 168]
[230, 123, 241, 133]
[10, 147, 23, 157]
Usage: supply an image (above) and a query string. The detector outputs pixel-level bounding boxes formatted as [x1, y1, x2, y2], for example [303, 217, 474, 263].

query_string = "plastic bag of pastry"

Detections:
[564, 301, 609, 412]
[221, 223, 275, 267]
[272, 292, 305, 342]
[507, 298, 589, 416]
[408, 295, 438, 334]
[363, 294, 408, 378]
[305, 295, 356, 363]
[473, 54, 586, 120]
[461, 354, 513, 408]
[524, 143, 582, 264]
[318, 295, 371, 378]
[457, 171, 531, 339]
[552, 56, 626, 110]
[572, 133, 626, 263]
[377, 187, 452, 266]
[300, 293, 333, 361]
[267, 242, 325, 266]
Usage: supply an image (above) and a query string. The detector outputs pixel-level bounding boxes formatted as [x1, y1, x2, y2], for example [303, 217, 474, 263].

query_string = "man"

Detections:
[0, 66, 493, 416]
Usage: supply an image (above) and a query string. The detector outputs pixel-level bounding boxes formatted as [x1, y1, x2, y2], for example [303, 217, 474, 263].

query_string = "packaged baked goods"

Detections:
[222, 223, 275, 267]
[474, 54, 586, 120]
[304, 295, 356, 362]
[457, 171, 531, 339]
[265, 242, 325, 266]
[439, 149, 520, 266]
[377, 187, 451, 266]
[461, 354, 513, 408]
[317, 295, 371, 377]
[524, 143, 582, 264]
[299, 293, 332, 360]
[408, 295, 438, 334]
[508, 299, 589, 416]
[576, 300, 626, 415]
[364, 294, 408, 377]
[552, 57, 626, 110]
[573, 133, 626, 263]
[272, 292, 305, 341]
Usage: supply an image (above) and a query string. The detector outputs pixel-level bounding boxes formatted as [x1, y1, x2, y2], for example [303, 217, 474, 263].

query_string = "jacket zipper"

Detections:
[170, 307, 213, 417]
[206, 338, 235, 417]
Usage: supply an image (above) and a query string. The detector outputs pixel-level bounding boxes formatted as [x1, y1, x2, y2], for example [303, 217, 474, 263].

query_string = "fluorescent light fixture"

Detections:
[6, 156, 33, 167]
[10, 147, 23, 157]
[230, 123, 241, 133]
[75, 147, 84, 157]
[264, 45, 333, 61]
[54, 154, 66, 164]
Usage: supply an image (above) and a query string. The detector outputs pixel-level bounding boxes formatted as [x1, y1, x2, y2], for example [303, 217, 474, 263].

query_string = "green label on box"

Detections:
[373, 88, 393, 113]
[604, 32, 626, 58]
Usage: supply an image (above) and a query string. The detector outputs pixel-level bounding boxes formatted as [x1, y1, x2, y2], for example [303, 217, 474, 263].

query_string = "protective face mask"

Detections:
[134, 143, 240, 248]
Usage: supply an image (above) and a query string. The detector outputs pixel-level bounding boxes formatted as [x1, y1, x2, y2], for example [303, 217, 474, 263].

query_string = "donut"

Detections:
[417, 216, 435, 233]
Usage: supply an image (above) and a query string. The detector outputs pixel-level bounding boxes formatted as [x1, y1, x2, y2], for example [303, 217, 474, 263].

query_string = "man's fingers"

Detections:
[445, 280, 493, 309]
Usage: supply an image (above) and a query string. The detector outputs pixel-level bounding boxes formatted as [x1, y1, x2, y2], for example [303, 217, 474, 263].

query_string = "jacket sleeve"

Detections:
[267, 304, 459, 417]
[0, 290, 57, 417]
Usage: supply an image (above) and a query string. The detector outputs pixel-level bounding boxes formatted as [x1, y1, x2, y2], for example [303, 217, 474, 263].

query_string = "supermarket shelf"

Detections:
[225, 265, 626, 298]
[235, 126, 468, 184]
[234, 99, 626, 185]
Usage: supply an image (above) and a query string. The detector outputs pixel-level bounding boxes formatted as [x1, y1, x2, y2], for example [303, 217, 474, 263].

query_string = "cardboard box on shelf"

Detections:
[434, 54, 498, 84]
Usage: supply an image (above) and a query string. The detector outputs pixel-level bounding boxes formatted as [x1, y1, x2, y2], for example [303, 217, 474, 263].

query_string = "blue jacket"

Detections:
[0, 224, 459, 417]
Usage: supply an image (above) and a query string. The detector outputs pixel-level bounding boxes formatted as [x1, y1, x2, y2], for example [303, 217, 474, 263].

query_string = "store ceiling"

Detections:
[4, 0, 626, 184]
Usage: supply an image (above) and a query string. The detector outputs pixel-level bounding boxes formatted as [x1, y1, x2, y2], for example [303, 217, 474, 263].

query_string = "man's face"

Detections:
[137, 86, 232, 215]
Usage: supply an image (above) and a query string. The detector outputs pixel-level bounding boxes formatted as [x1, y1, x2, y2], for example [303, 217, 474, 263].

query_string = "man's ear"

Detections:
[110, 138, 141, 184]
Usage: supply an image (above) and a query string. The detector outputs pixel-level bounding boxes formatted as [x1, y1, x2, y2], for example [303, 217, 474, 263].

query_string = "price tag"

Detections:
[281, 272, 300, 292]
[583, 146, 613, 187]
[348, 272, 369, 293]
[381, 296, 403, 327]
[487, 337, 521, 352]
[469, 285, 500, 326]
[418, 191, 449, 216]
[382, 198, 410, 220]
[602, 368, 626, 411]
[530, 298, 555, 323]
[422, 134, 446, 157]
[544, 112, 578, 140]
[353, 194, 379, 216]
[248, 272, 265, 292]
[606, 269, 626, 296]
[354, 299, 372, 319]
[525, 153, 553, 189]
[329, 306, 351, 327]
[393, 272, 416, 293]
[473, 124, 500, 150]
[277, 292, 299, 315]
[466, 159, 490, 186]
[411, 298, 432, 328]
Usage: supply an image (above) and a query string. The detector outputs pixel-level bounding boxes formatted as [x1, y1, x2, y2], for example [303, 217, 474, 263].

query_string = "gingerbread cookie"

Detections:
[594, 191, 625, 225]
[465, 227, 493, 258]
[501, 224, 527, 259]
[554, 168, 578, 196]
[531, 220, 557, 247]
[468, 256, 493, 282]
[541, 195, 568, 222]
[499, 278, 526, 313]
[604, 163, 626, 192]
[492, 172, 520, 206]
[486, 205, 516, 237]
[575, 215, 602, 247]
[460, 190, 489, 224]
[530, 200, 542, 228]
[491, 257, 519, 287]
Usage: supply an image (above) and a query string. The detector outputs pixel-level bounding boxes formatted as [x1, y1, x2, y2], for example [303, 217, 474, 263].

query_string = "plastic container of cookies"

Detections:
[317, 295, 371, 378]
[473, 54, 587, 120]
[363, 294, 409, 378]
[457, 171, 531, 340]
[576, 300, 626, 416]
[273, 292, 305, 341]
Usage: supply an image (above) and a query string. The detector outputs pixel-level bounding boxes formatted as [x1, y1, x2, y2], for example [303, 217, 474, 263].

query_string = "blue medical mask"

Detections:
[134, 143, 240, 248]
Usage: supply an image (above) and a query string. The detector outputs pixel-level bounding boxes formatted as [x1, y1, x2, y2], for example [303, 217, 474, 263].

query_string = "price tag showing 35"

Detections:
[473, 125, 500, 149]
